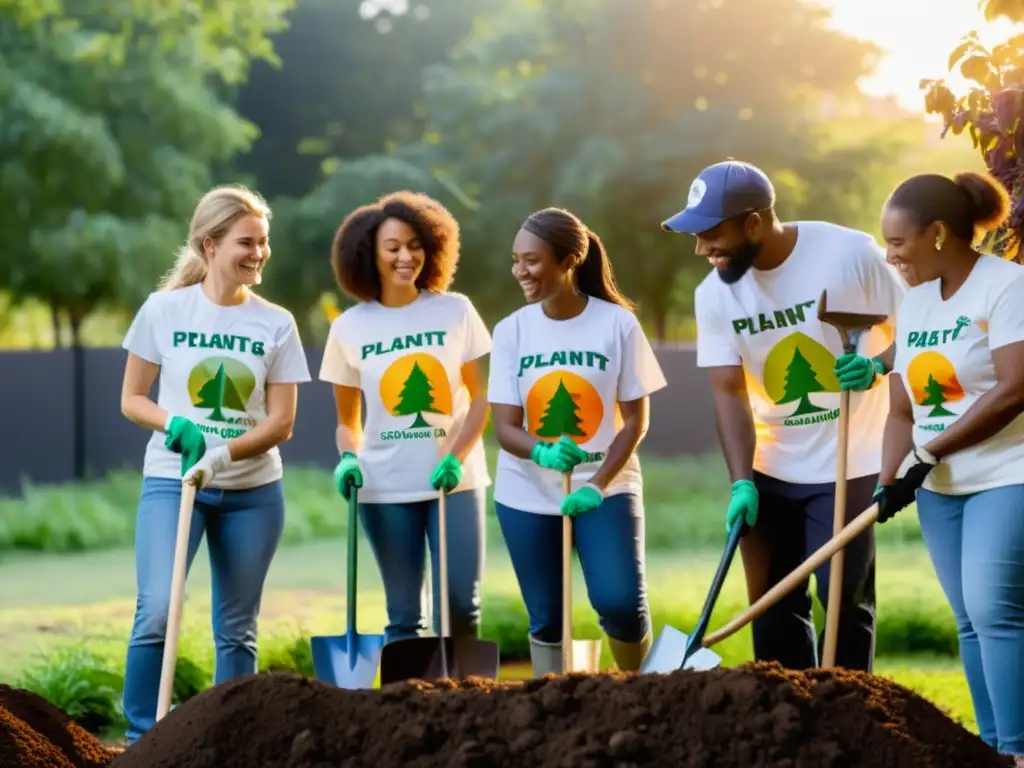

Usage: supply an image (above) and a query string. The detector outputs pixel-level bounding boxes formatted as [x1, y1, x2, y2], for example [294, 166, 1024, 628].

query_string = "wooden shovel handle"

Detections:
[562, 471, 572, 673]
[156, 480, 197, 721]
[702, 502, 880, 648]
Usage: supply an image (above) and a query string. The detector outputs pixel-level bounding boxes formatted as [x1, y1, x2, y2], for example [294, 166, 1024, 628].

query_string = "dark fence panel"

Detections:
[0, 345, 717, 494]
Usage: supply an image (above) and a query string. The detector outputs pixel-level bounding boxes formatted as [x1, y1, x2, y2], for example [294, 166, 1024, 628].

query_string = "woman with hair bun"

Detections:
[487, 207, 667, 677]
[875, 170, 1024, 763]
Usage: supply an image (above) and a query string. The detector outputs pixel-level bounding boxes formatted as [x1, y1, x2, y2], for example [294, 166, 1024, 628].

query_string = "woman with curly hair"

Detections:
[317, 191, 491, 645]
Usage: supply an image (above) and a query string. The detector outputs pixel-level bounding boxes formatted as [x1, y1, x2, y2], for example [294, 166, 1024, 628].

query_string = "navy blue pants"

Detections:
[741, 471, 878, 671]
[495, 492, 651, 645]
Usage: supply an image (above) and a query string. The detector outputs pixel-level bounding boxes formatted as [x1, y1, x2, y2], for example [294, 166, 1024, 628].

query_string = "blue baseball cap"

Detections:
[661, 161, 776, 235]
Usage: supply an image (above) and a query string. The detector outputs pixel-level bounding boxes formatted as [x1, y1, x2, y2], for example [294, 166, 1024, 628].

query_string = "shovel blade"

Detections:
[568, 640, 602, 673]
[310, 632, 385, 689]
[640, 625, 722, 674]
[378, 636, 500, 685]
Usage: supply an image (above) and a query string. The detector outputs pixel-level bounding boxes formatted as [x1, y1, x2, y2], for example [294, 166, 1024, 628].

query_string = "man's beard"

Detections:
[715, 239, 760, 284]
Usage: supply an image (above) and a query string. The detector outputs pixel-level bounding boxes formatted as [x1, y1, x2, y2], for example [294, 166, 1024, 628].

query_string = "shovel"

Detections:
[310, 477, 385, 689]
[156, 479, 197, 722]
[641, 517, 743, 673]
[817, 289, 887, 668]
[561, 471, 603, 673]
[378, 487, 500, 683]
[703, 501, 881, 649]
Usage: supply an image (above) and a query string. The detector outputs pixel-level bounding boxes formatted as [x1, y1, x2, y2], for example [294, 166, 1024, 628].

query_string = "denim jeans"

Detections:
[741, 471, 878, 672]
[358, 487, 486, 643]
[917, 485, 1024, 756]
[494, 492, 651, 644]
[122, 476, 284, 744]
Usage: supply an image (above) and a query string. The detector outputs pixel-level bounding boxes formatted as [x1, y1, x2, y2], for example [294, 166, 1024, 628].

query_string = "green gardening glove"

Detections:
[164, 416, 206, 476]
[530, 435, 589, 472]
[333, 451, 363, 500]
[430, 453, 464, 492]
[561, 483, 604, 518]
[833, 353, 884, 392]
[726, 479, 758, 532]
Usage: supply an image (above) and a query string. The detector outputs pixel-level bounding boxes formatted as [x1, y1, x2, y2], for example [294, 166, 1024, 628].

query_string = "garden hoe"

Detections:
[156, 478, 198, 722]
[562, 471, 602, 674]
[379, 421, 500, 684]
[309, 475, 385, 689]
[702, 500, 882, 650]
[817, 289, 886, 669]
[640, 517, 743, 673]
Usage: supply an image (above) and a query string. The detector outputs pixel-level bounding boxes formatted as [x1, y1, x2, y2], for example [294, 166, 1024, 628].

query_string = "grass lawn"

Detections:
[0, 537, 978, 735]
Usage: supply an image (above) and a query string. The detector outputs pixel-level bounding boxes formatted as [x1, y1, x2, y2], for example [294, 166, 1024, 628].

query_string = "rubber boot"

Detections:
[529, 636, 563, 678]
[607, 632, 652, 672]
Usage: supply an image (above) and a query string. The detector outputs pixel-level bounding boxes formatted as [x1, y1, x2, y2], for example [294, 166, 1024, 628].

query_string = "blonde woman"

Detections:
[118, 185, 311, 743]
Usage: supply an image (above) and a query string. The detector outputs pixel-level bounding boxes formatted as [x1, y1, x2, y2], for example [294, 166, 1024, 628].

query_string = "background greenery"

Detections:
[0, 0, 997, 351]
[0, 447, 971, 741]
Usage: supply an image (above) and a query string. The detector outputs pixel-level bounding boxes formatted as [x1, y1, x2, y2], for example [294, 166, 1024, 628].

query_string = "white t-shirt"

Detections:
[487, 297, 668, 514]
[694, 221, 907, 485]
[318, 291, 492, 504]
[893, 254, 1024, 494]
[122, 283, 312, 490]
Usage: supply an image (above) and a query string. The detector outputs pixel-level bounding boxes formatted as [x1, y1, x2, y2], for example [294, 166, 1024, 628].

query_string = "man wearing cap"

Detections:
[663, 160, 906, 672]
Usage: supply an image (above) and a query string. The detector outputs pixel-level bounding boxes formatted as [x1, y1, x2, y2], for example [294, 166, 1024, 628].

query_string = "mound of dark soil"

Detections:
[112, 662, 1010, 768]
[0, 684, 117, 768]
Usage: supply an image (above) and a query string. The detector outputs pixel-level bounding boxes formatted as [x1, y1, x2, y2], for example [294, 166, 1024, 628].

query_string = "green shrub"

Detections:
[16, 647, 125, 734]
[0, 447, 925, 554]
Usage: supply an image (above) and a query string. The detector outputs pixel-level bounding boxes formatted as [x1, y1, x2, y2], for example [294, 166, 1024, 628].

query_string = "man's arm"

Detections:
[707, 365, 756, 483]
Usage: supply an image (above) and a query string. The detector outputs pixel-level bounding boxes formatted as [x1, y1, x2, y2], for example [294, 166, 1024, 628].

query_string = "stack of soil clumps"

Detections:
[0, 684, 117, 768]
[113, 662, 1011, 768]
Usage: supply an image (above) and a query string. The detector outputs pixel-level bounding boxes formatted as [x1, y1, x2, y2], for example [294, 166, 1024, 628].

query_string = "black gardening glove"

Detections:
[874, 447, 938, 523]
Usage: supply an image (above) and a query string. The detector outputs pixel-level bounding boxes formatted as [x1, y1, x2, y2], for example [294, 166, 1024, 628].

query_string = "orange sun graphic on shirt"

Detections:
[905, 351, 965, 418]
[525, 371, 604, 444]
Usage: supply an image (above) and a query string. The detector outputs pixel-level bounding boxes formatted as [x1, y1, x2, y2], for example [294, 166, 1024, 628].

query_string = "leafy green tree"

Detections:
[405, 0, 905, 336]
[0, 0, 293, 346]
[919, 0, 1024, 261]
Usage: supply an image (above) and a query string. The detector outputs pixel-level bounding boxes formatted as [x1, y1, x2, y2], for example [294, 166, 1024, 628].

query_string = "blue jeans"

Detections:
[917, 485, 1024, 756]
[495, 492, 650, 644]
[122, 477, 285, 744]
[359, 488, 485, 643]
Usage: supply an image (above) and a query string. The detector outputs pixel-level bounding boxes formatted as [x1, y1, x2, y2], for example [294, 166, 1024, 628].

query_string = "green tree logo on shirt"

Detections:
[392, 362, 442, 428]
[921, 373, 955, 417]
[188, 357, 256, 422]
[535, 379, 586, 438]
[776, 348, 828, 417]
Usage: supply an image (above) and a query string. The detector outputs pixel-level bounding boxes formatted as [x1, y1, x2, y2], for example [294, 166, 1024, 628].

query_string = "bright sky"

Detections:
[818, 0, 1023, 112]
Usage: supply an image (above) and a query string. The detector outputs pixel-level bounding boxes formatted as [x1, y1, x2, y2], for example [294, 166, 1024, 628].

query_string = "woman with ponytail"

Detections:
[875, 170, 1024, 764]
[118, 185, 311, 744]
[487, 207, 667, 676]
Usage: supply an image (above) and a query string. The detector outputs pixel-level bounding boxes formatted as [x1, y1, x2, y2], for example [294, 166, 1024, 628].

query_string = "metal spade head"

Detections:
[310, 631, 385, 689]
[641, 625, 722, 673]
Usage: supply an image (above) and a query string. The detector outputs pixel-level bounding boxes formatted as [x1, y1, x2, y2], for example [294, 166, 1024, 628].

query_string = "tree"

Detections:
[919, 0, 1024, 261]
[535, 379, 585, 439]
[196, 365, 228, 422]
[922, 374, 956, 417]
[403, 0, 902, 336]
[0, 0, 294, 347]
[393, 362, 440, 428]
[194, 363, 247, 421]
[776, 348, 827, 416]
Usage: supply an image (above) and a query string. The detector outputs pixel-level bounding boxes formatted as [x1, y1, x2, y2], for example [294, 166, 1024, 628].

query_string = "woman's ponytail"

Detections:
[575, 229, 636, 312]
